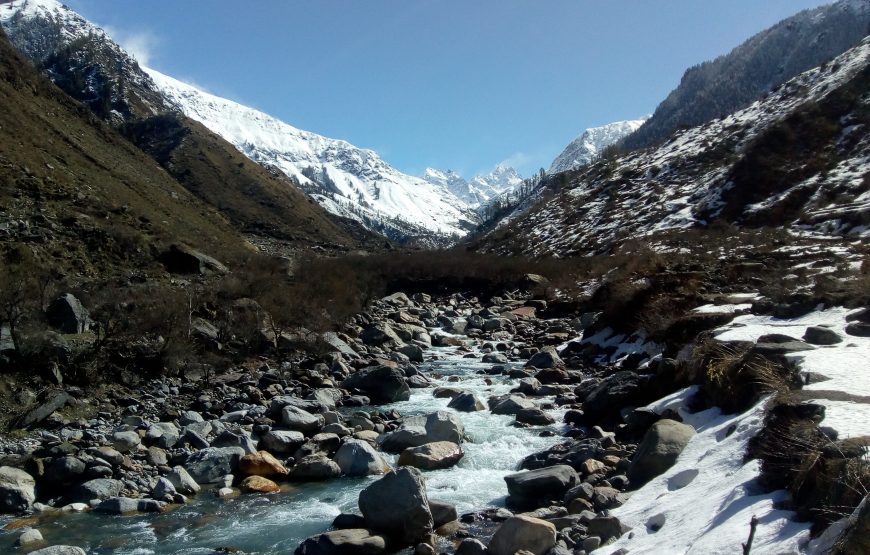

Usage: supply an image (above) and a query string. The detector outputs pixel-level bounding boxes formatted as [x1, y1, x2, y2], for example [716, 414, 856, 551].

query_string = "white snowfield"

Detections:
[595, 304, 869, 554]
[146, 69, 478, 238]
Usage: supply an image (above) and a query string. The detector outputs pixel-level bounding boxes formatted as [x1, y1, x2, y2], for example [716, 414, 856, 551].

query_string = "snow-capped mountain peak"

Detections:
[145, 68, 479, 240]
[548, 118, 648, 174]
[421, 165, 524, 209]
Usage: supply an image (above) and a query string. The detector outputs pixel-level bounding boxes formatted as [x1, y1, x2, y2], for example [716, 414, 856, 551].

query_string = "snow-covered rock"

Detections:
[548, 118, 647, 174]
[422, 165, 524, 209]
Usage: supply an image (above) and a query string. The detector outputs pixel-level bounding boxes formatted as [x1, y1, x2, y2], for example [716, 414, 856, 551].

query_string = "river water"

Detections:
[0, 346, 566, 554]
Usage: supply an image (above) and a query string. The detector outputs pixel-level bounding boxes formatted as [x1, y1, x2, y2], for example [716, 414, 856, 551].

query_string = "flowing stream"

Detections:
[0, 346, 566, 554]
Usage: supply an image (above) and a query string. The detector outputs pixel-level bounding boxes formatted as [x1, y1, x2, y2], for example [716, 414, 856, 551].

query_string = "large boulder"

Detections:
[159, 243, 227, 275]
[447, 392, 486, 412]
[360, 323, 404, 348]
[628, 419, 695, 486]
[15, 391, 70, 429]
[260, 430, 306, 455]
[526, 347, 562, 369]
[378, 412, 464, 453]
[398, 441, 464, 470]
[290, 455, 341, 481]
[342, 366, 410, 404]
[581, 371, 659, 422]
[28, 548, 87, 555]
[295, 529, 387, 555]
[490, 395, 535, 415]
[240, 475, 281, 494]
[0, 466, 36, 513]
[69, 478, 123, 503]
[803, 326, 842, 345]
[488, 515, 556, 555]
[504, 465, 578, 508]
[184, 447, 244, 484]
[167, 466, 200, 495]
[46, 293, 90, 333]
[282, 406, 326, 434]
[94, 497, 162, 515]
[238, 451, 289, 478]
[333, 439, 390, 477]
[358, 467, 433, 545]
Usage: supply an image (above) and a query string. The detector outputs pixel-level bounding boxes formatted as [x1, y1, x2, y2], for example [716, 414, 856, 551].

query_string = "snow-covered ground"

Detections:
[594, 302, 868, 554]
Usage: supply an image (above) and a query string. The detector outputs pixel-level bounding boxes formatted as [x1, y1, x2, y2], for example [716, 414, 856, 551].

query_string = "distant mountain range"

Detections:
[422, 165, 525, 209]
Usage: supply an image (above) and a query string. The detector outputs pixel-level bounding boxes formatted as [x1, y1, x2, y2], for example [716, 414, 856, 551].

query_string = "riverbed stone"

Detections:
[447, 392, 486, 412]
[15, 527, 43, 547]
[28, 547, 87, 555]
[239, 451, 289, 478]
[398, 441, 464, 470]
[628, 419, 695, 486]
[0, 466, 36, 513]
[94, 497, 162, 514]
[167, 466, 200, 494]
[333, 439, 389, 476]
[491, 395, 535, 416]
[69, 478, 123, 503]
[261, 430, 306, 455]
[282, 406, 326, 434]
[358, 467, 433, 545]
[504, 465, 578, 508]
[488, 515, 556, 555]
[295, 528, 387, 555]
[342, 366, 410, 404]
[240, 475, 281, 494]
[184, 447, 244, 484]
[290, 455, 341, 480]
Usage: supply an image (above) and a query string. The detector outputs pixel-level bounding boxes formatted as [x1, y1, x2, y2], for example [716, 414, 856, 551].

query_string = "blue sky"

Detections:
[67, 0, 833, 177]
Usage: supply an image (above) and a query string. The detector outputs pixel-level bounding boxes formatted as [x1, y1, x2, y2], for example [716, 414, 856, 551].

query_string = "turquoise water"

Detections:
[0, 349, 565, 554]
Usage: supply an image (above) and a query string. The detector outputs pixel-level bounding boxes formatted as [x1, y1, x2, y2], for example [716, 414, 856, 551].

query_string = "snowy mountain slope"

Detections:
[548, 118, 647, 174]
[1, 0, 478, 244]
[147, 69, 479, 240]
[475, 37, 870, 257]
[423, 165, 524, 208]
[622, 0, 870, 151]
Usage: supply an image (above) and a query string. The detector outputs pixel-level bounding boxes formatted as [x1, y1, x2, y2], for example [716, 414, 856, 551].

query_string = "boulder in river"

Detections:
[333, 439, 390, 476]
[447, 392, 486, 412]
[238, 451, 289, 478]
[488, 515, 556, 555]
[379, 411, 464, 453]
[290, 455, 342, 481]
[490, 395, 535, 416]
[0, 466, 36, 513]
[398, 441, 464, 470]
[28, 547, 87, 555]
[358, 467, 433, 545]
[69, 478, 123, 503]
[240, 475, 281, 494]
[295, 528, 387, 555]
[167, 466, 200, 494]
[628, 418, 695, 486]
[504, 465, 578, 508]
[184, 447, 244, 484]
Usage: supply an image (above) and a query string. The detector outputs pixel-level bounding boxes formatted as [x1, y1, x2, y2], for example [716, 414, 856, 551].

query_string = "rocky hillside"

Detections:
[0, 27, 251, 277]
[622, 0, 870, 151]
[474, 37, 870, 257]
[0, 0, 379, 253]
[548, 118, 647, 174]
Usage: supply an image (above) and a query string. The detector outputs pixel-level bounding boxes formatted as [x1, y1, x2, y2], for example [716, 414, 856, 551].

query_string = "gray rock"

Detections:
[429, 499, 458, 528]
[491, 395, 535, 415]
[145, 422, 180, 449]
[211, 430, 257, 454]
[152, 477, 177, 500]
[455, 538, 487, 555]
[308, 388, 343, 410]
[261, 430, 306, 455]
[586, 515, 629, 543]
[69, 478, 123, 503]
[526, 347, 563, 369]
[0, 466, 36, 513]
[16, 391, 70, 429]
[482, 353, 509, 364]
[290, 455, 341, 481]
[628, 419, 695, 486]
[111, 431, 141, 453]
[167, 466, 200, 494]
[184, 447, 244, 484]
[160, 244, 227, 275]
[28, 547, 87, 555]
[398, 441, 464, 470]
[360, 323, 404, 348]
[398, 344, 425, 362]
[282, 406, 326, 434]
[341, 366, 410, 404]
[488, 515, 557, 555]
[46, 293, 90, 333]
[295, 528, 387, 555]
[15, 527, 43, 547]
[803, 326, 842, 345]
[333, 439, 390, 476]
[94, 497, 162, 514]
[359, 467, 433, 545]
[447, 392, 486, 412]
[504, 465, 578, 507]
[515, 408, 555, 426]
[46, 456, 85, 484]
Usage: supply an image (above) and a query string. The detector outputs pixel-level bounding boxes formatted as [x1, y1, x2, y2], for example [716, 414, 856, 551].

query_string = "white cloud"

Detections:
[104, 26, 158, 66]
